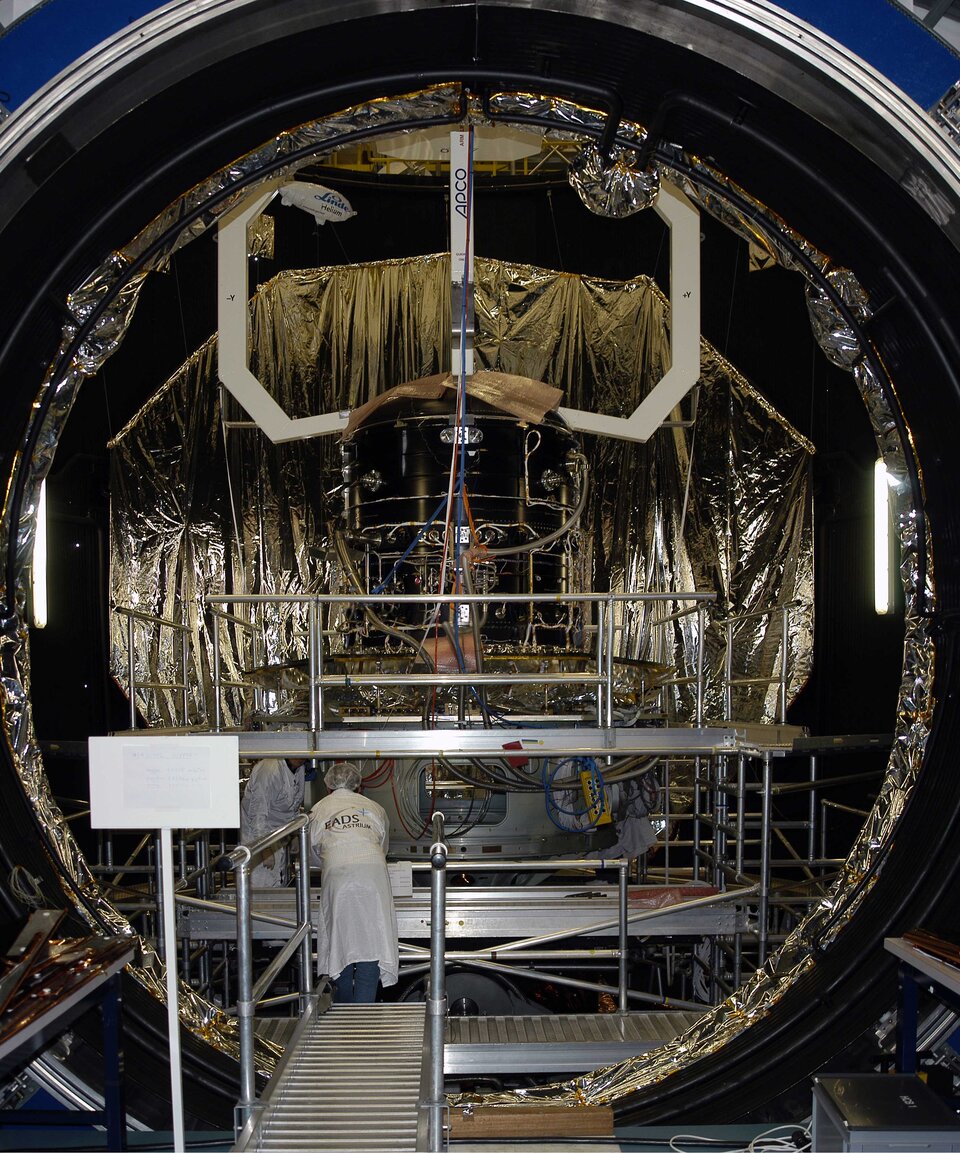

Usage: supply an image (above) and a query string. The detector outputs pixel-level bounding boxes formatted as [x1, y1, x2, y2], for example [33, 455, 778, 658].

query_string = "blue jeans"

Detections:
[334, 960, 380, 1003]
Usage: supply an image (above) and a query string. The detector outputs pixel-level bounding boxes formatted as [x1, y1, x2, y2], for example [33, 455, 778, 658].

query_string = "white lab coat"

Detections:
[309, 789, 399, 988]
[239, 758, 305, 887]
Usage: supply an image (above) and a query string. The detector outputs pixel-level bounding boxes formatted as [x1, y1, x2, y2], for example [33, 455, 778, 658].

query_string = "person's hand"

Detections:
[263, 852, 275, 870]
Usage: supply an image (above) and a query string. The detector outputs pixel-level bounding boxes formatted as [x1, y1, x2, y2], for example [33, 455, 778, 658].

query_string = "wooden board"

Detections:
[448, 1103, 614, 1139]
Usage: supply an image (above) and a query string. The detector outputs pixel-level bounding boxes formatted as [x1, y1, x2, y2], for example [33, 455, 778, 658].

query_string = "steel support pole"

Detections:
[127, 615, 136, 730]
[308, 599, 320, 734]
[595, 601, 605, 725]
[618, 861, 629, 1012]
[160, 829, 186, 1153]
[692, 757, 702, 882]
[662, 759, 671, 882]
[235, 856, 256, 1134]
[153, 834, 165, 962]
[427, 813, 448, 1152]
[759, 751, 773, 964]
[735, 754, 746, 878]
[211, 611, 223, 733]
[779, 604, 789, 723]
[714, 757, 727, 890]
[296, 821, 314, 1007]
[181, 626, 190, 726]
[696, 604, 706, 725]
[605, 593, 615, 731]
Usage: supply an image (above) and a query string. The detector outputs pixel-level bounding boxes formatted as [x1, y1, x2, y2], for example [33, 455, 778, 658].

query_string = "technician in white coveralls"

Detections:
[239, 756, 307, 886]
[309, 761, 399, 1003]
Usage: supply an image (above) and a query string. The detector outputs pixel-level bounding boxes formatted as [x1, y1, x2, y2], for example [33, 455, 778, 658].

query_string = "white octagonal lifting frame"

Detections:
[217, 176, 701, 444]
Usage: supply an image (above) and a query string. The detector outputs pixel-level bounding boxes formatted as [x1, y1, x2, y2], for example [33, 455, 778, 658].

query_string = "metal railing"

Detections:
[207, 605, 259, 729]
[218, 815, 315, 1134]
[113, 592, 805, 735]
[205, 590, 716, 732]
[720, 602, 795, 723]
[400, 855, 748, 1014]
[423, 813, 448, 1153]
[412, 829, 755, 1149]
[693, 747, 886, 970]
[114, 605, 194, 730]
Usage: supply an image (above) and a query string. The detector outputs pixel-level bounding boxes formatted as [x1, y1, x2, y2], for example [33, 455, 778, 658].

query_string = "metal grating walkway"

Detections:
[445, 1010, 702, 1073]
[235, 1002, 426, 1151]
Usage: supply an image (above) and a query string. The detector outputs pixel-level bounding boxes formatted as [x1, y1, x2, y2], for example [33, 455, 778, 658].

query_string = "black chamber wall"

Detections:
[1, 1, 959, 1128]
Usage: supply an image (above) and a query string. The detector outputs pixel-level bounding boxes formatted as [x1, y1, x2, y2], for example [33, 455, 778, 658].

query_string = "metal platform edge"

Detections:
[183, 723, 807, 761]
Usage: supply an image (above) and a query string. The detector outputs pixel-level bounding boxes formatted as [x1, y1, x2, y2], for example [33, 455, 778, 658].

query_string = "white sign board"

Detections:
[88, 735, 240, 829]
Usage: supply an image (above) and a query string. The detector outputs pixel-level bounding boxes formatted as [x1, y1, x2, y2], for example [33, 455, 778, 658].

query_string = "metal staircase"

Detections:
[234, 1002, 427, 1151]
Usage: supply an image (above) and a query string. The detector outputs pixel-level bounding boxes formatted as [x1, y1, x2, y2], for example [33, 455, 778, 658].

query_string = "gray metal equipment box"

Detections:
[812, 1074, 960, 1152]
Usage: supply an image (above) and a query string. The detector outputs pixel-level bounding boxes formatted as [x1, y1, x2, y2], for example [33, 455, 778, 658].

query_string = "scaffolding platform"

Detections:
[230, 723, 805, 762]
[180, 884, 743, 943]
[238, 1001, 694, 1150]
[444, 1009, 702, 1073]
[255, 1009, 699, 1076]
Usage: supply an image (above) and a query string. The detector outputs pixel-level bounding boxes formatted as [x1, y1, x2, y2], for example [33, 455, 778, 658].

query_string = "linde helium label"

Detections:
[310, 189, 352, 219]
[279, 182, 356, 224]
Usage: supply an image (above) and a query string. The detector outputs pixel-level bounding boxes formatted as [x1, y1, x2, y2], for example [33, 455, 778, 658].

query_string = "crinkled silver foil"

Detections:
[488, 91, 610, 140]
[568, 142, 661, 217]
[805, 269, 873, 369]
[109, 338, 242, 728]
[249, 212, 275, 261]
[668, 159, 831, 280]
[66, 258, 150, 375]
[110, 254, 813, 733]
[487, 91, 830, 280]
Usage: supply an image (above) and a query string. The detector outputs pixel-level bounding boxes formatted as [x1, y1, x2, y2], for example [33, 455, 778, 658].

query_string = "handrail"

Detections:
[206, 589, 716, 733]
[723, 602, 793, 723]
[114, 604, 193, 729]
[208, 606, 258, 731]
[113, 605, 192, 631]
[226, 814, 314, 1134]
[207, 593, 715, 605]
[425, 812, 448, 1153]
[399, 862, 743, 1013]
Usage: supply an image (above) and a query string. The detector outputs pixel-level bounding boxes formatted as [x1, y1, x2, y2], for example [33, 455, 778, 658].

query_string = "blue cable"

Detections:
[542, 757, 605, 832]
[371, 495, 448, 594]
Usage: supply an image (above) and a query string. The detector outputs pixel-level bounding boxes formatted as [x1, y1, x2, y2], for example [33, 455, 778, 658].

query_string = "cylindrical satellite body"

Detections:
[341, 394, 582, 648]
